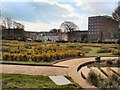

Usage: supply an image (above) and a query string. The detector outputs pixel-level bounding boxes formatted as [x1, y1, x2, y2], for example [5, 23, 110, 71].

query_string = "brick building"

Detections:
[88, 16, 119, 42]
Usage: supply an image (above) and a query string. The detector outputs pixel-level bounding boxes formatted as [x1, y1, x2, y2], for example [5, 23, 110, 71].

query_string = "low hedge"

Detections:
[97, 47, 111, 53]
[3, 50, 83, 62]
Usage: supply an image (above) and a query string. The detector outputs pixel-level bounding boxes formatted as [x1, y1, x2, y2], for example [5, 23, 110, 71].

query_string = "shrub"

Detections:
[106, 60, 113, 66]
[97, 47, 111, 53]
[116, 59, 120, 67]
[87, 71, 99, 87]
[32, 55, 43, 62]
[112, 49, 120, 55]
[87, 70, 120, 88]
[2, 40, 84, 62]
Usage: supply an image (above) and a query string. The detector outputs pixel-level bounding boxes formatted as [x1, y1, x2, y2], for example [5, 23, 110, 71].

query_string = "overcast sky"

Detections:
[1, 0, 119, 32]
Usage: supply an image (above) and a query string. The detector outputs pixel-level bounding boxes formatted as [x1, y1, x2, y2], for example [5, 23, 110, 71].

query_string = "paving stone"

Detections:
[49, 76, 72, 85]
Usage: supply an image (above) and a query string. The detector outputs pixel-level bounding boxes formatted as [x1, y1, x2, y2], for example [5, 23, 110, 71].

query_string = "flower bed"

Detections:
[2, 40, 84, 62]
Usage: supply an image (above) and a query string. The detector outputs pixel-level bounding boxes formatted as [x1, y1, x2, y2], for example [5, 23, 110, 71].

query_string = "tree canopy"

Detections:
[49, 29, 62, 33]
[60, 21, 79, 32]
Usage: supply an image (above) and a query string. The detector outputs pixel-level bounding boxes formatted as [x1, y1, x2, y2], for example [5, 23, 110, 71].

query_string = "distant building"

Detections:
[88, 16, 119, 42]
[25, 31, 38, 40]
[1, 17, 25, 40]
[67, 31, 88, 42]
[2, 28, 25, 40]
[61, 33, 68, 41]
[36, 32, 61, 42]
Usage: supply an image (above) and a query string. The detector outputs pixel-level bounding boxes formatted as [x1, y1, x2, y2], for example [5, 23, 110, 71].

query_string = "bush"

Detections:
[87, 70, 120, 88]
[87, 71, 99, 87]
[97, 47, 111, 53]
[2, 40, 84, 62]
[106, 60, 113, 66]
[112, 49, 120, 55]
[116, 59, 120, 67]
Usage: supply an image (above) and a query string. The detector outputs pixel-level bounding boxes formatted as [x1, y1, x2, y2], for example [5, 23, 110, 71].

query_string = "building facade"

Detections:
[36, 32, 61, 42]
[88, 16, 119, 42]
[25, 31, 38, 40]
[67, 31, 88, 42]
[1, 26, 25, 40]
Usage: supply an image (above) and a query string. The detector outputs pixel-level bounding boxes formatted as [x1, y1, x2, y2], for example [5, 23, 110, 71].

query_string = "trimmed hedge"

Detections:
[2, 40, 85, 62]
[3, 50, 82, 62]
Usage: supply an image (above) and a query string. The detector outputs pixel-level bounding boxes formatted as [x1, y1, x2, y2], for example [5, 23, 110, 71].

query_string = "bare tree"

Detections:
[1, 17, 24, 29]
[60, 21, 79, 32]
[112, 2, 120, 39]
[112, 6, 120, 21]
[2, 18, 12, 29]
[112, 2, 120, 24]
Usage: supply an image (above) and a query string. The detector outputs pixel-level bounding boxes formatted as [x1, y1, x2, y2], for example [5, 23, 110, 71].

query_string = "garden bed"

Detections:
[79, 58, 120, 88]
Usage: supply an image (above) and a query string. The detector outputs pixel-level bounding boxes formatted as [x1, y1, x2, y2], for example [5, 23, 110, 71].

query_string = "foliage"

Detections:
[2, 40, 118, 62]
[87, 71, 120, 88]
[88, 59, 120, 68]
[106, 60, 113, 66]
[112, 49, 120, 55]
[87, 71, 100, 87]
[97, 47, 111, 53]
[2, 40, 84, 62]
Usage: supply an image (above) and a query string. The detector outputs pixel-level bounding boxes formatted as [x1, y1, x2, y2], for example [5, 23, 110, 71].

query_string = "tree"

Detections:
[49, 29, 62, 33]
[112, 2, 120, 38]
[60, 21, 79, 32]
[2, 17, 24, 29]
[112, 6, 120, 21]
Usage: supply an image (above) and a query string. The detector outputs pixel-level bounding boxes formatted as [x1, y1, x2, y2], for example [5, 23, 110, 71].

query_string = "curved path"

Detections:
[54, 57, 118, 88]
[1, 57, 118, 88]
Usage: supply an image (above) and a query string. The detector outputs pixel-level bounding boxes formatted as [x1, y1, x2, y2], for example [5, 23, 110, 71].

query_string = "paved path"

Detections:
[54, 57, 118, 88]
[2, 65, 68, 76]
[1, 57, 118, 88]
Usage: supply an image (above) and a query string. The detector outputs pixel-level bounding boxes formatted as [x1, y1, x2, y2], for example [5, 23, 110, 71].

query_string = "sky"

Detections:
[1, 0, 120, 32]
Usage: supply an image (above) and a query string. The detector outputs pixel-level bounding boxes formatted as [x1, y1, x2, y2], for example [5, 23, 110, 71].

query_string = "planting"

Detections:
[97, 47, 111, 53]
[88, 58, 120, 67]
[2, 40, 84, 62]
[1, 40, 118, 62]
[87, 71, 120, 89]
[85, 58, 120, 88]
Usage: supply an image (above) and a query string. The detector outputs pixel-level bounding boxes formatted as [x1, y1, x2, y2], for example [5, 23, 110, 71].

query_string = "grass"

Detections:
[1, 73, 82, 89]
[0, 60, 53, 66]
[84, 46, 115, 57]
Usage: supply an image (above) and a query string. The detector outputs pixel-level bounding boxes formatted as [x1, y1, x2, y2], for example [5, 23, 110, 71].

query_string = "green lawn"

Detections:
[84, 46, 115, 57]
[1, 73, 82, 89]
